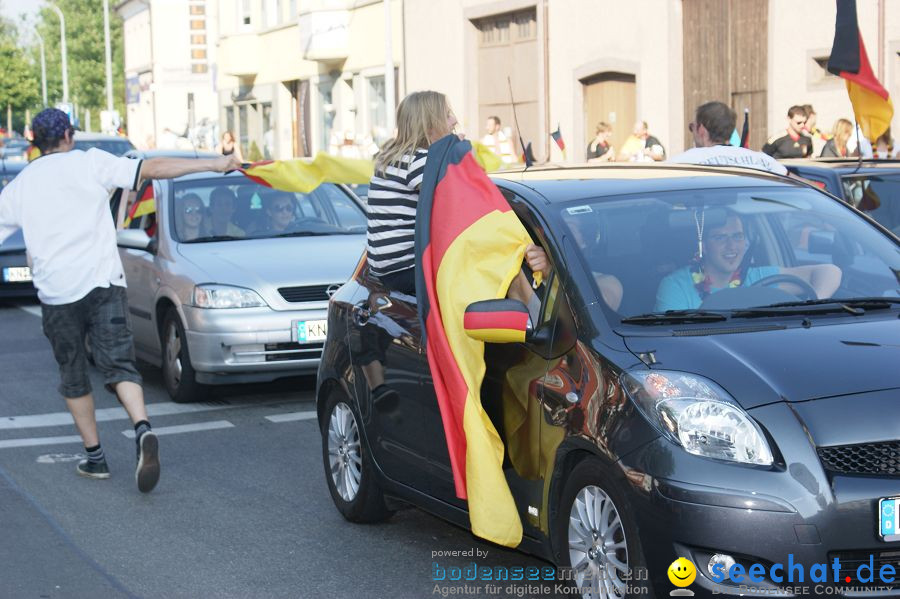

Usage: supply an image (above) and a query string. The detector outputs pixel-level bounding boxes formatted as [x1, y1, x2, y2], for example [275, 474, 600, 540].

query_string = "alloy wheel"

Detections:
[164, 320, 183, 390]
[327, 402, 362, 502]
[568, 485, 630, 598]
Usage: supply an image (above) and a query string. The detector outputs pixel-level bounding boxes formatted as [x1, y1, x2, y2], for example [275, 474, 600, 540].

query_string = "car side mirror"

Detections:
[117, 229, 152, 252]
[463, 298, 533, 343]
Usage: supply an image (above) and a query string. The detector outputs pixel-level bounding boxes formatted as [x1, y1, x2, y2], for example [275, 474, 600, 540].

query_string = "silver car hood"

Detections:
[175, 235, 365, 308]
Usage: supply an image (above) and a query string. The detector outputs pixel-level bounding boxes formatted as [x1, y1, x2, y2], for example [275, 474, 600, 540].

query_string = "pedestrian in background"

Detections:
[617, 120, 666, 161]
[586, 122, 614, 163]
[762, 105, 813, 158]
[821, 119, 853, 157]
[481, 116, 516, 167]
[0, 108, 242, 492]
[216, 130, 244, 163]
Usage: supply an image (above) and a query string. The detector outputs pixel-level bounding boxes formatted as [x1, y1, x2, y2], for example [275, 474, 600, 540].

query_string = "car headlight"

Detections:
[622, 370, 774, 466]
[192, 284, 267, 309]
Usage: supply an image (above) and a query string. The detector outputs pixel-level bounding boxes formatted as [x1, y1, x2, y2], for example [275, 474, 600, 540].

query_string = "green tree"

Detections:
[34, 0, 125, 129]
[0, 12, 39, 132]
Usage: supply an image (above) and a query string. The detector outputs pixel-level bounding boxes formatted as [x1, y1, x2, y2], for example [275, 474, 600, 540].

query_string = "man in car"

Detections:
[262, 192, 298, 234]
[655, 212, 842, 311]
[0, 108, 241, 492]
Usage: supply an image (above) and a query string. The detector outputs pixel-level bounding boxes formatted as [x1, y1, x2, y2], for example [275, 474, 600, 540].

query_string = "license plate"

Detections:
[293, 319, 327, 343]
[878, 497, 900, 541]
[2, 266, 32, 282]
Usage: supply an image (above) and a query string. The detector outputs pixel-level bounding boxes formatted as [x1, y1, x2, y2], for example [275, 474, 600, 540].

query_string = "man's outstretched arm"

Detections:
[138, 154, 242, 183]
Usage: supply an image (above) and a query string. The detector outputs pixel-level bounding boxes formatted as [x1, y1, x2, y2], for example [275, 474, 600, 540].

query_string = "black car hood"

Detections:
[622, 317, 900, 409]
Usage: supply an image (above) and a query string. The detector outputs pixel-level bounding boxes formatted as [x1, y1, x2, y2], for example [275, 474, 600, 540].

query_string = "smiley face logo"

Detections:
[668, 557, 696, 587]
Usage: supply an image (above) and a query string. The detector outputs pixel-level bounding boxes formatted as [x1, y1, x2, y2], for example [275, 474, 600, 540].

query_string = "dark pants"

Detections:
[41, 285, 142, 398]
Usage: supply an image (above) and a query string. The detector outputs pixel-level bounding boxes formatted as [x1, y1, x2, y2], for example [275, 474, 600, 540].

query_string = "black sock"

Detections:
[134, 420, 152, 441]
[85, 444, 105, 464]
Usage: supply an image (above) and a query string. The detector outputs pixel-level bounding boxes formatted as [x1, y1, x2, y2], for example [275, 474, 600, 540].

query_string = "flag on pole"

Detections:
[414, 134, 535, 547]
[550, 124, 567, 160]
[239, 152, 373, 192]
[739, 109, 750, 149]
[826, 0, 893, 143]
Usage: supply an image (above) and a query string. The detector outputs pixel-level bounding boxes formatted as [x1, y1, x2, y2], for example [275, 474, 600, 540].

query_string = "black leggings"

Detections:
[379, 268, 416, 295]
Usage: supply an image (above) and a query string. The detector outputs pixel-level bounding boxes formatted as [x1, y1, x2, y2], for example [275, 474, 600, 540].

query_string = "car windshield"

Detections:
[841, 174, 900, 237]
[74, 139, 136, 156]
[171, 179, 367, 243]
[559, 187, 900, 321]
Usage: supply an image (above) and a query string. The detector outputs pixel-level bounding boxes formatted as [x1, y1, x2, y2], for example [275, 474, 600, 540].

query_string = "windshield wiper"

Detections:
[271, 231, 334, 238]
[731, 297, 900, 318]
[183, 235, 243, 243]
[621, 310, 728, 325]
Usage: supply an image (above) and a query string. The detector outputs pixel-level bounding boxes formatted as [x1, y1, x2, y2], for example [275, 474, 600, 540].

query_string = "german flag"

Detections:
[827, 0, 893, 142]
[239, 152, 373, 193]
[550, 124, 567, 160]
[414, 134, 534, 547]
[123, 184, 154, 228]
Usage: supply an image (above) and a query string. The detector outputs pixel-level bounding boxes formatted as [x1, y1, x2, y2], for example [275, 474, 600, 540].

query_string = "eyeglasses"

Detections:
[706, 232, 746, 244]
[272, 204, 293, 213]
[183, 206, 203, 215]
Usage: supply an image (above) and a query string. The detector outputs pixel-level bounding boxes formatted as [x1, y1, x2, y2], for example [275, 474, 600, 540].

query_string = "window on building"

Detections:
[289, 0, 297, 20]
[514, 11, 535, 40]
[476, 9, 535, 46]
[241, 0, 252, 27]
[191, 48, 207, 60]
[318, 79, 335, 154]
[191, 34, 206, 45]
[226, 106, 235, 135]
[262, 103, 274, 159]
[239, 104, 249, 156]
[192, 64, 209, 74]
[367, 75, 387, 145]
[189, 4, 205, 15]
[190, 19, 205, 30]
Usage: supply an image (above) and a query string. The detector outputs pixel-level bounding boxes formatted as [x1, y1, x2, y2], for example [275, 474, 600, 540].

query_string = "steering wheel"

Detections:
[749, 274, 817, 300]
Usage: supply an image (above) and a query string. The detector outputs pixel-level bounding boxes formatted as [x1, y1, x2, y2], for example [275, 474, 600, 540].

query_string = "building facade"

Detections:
[214, 0, 403, 160]
[117, 0, 220, 151]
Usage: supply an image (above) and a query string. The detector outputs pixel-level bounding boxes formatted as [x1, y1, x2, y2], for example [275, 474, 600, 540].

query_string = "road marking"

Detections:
[265, 411, 317, 423]
[37, 453, 84, 463]
[0, 434, 83, 449]
[121, 420, 234, 439]
[0, 400, 267, 430]
[16, 304, 42, 317]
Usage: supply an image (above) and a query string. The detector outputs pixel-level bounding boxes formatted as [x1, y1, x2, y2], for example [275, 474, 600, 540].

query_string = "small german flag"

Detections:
[123, 184, 154, 228]
[463, 299, 531, 343]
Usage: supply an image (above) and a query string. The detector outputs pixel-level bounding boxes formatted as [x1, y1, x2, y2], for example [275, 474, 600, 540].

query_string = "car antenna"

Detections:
[852, 121, 864, 174]
[507, 76, 532, 171]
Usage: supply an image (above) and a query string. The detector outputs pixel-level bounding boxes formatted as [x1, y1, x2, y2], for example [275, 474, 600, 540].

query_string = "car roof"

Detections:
[73, 132, 133, 142]
[125, 149, 220, 160]
[782, 158, 900, 174]
[0, 159, 27, 176]
[490, 163, 799, 203]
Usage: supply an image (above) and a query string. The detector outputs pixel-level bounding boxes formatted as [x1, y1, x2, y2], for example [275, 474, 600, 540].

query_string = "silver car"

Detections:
[112, 168, 367, 402]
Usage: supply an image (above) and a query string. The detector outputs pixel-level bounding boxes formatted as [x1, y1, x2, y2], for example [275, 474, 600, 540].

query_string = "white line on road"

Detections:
[0, 400, 264, 430]
[121, 420, 234, 439]
[264, 411, 317, 423]
[0, 434, 83, 449]
[16, 304, 42, 317]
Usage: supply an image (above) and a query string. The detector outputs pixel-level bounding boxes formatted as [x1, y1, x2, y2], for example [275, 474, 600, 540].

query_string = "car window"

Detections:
[841, 174, 900, 237]
[171, 179, 366, 243]
[74, 139, 136, 156]
[559, 187, 900, 320]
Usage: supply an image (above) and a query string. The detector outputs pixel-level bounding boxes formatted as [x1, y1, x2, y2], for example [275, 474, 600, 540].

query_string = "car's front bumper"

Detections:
[619, 401, 900, 598]
[182, 304, 329, 384]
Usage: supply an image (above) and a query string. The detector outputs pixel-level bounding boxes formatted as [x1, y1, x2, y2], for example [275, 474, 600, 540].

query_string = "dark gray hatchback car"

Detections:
[317, 164, 900, 598]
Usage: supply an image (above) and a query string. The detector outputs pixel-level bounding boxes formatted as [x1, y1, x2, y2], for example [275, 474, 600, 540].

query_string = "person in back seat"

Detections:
[562, 210, 623, 310]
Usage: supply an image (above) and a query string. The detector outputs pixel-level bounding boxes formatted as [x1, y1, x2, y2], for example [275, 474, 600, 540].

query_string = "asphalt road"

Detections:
[0, 299, 569, 599]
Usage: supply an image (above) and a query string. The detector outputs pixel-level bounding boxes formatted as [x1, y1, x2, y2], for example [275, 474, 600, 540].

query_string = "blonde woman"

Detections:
[820, 119, 853, 158]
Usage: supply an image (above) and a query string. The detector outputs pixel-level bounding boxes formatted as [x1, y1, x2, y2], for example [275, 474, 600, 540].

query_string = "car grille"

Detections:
[263, 342, 324, 362]
[828, 549, 900, 589]
[818, 441, 900, 477]
[277, 284, 341, 303]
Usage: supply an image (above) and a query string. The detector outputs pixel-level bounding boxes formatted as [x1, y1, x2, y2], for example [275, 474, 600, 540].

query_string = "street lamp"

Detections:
[48, 3, 69, 105]
[103, 0, 113, 112]
[35, 31, 48, 107]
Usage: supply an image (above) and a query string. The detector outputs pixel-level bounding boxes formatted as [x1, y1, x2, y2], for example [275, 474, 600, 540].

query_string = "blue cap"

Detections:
[32, 108, 72, 145]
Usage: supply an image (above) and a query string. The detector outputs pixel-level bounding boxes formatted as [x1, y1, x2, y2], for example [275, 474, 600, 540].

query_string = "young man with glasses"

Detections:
[762, 105, 814, 159]
[670, 101, 789, 175]
[655, 213, 841, 311]
[0, 108, 241, 492]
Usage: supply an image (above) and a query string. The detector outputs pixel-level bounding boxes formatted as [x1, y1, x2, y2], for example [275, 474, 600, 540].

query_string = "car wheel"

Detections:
[161, 308, 206, 403]
[554, 458, 652, 599]
[321, 391, 392, 523]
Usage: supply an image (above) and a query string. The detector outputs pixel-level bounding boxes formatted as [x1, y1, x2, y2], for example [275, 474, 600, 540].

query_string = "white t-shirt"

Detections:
[668, 145, 788, 176]
[0, 148, 142, 305]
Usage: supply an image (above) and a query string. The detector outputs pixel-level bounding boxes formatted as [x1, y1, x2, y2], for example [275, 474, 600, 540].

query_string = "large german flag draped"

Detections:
[414, 134, 532, 547]
[239, 152, 373, 193]
[827, 0, 893, 142]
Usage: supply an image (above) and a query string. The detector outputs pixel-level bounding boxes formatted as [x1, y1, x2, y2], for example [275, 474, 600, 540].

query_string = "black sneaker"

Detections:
[76, 459, 110, 479]
[135, 431, 160, 493]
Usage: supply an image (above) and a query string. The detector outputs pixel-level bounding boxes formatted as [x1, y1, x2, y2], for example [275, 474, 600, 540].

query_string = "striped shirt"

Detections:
[366, 148, 428, 276]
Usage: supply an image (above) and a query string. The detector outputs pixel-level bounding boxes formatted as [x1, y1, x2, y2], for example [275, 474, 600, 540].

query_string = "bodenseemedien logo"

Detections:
[667, 557, 696, 596]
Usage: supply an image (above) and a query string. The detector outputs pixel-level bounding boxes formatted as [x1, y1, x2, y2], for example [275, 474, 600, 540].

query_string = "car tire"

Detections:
[321, 391, 392, 523]
[161, 308, 206, 403]
[553, 458, 652, 599]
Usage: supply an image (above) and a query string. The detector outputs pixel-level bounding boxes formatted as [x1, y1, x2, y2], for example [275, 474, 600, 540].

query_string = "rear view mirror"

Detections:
[463, 299, 532, 343]
[807, 231, 835, 254]
[117, 229, 152, 251]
